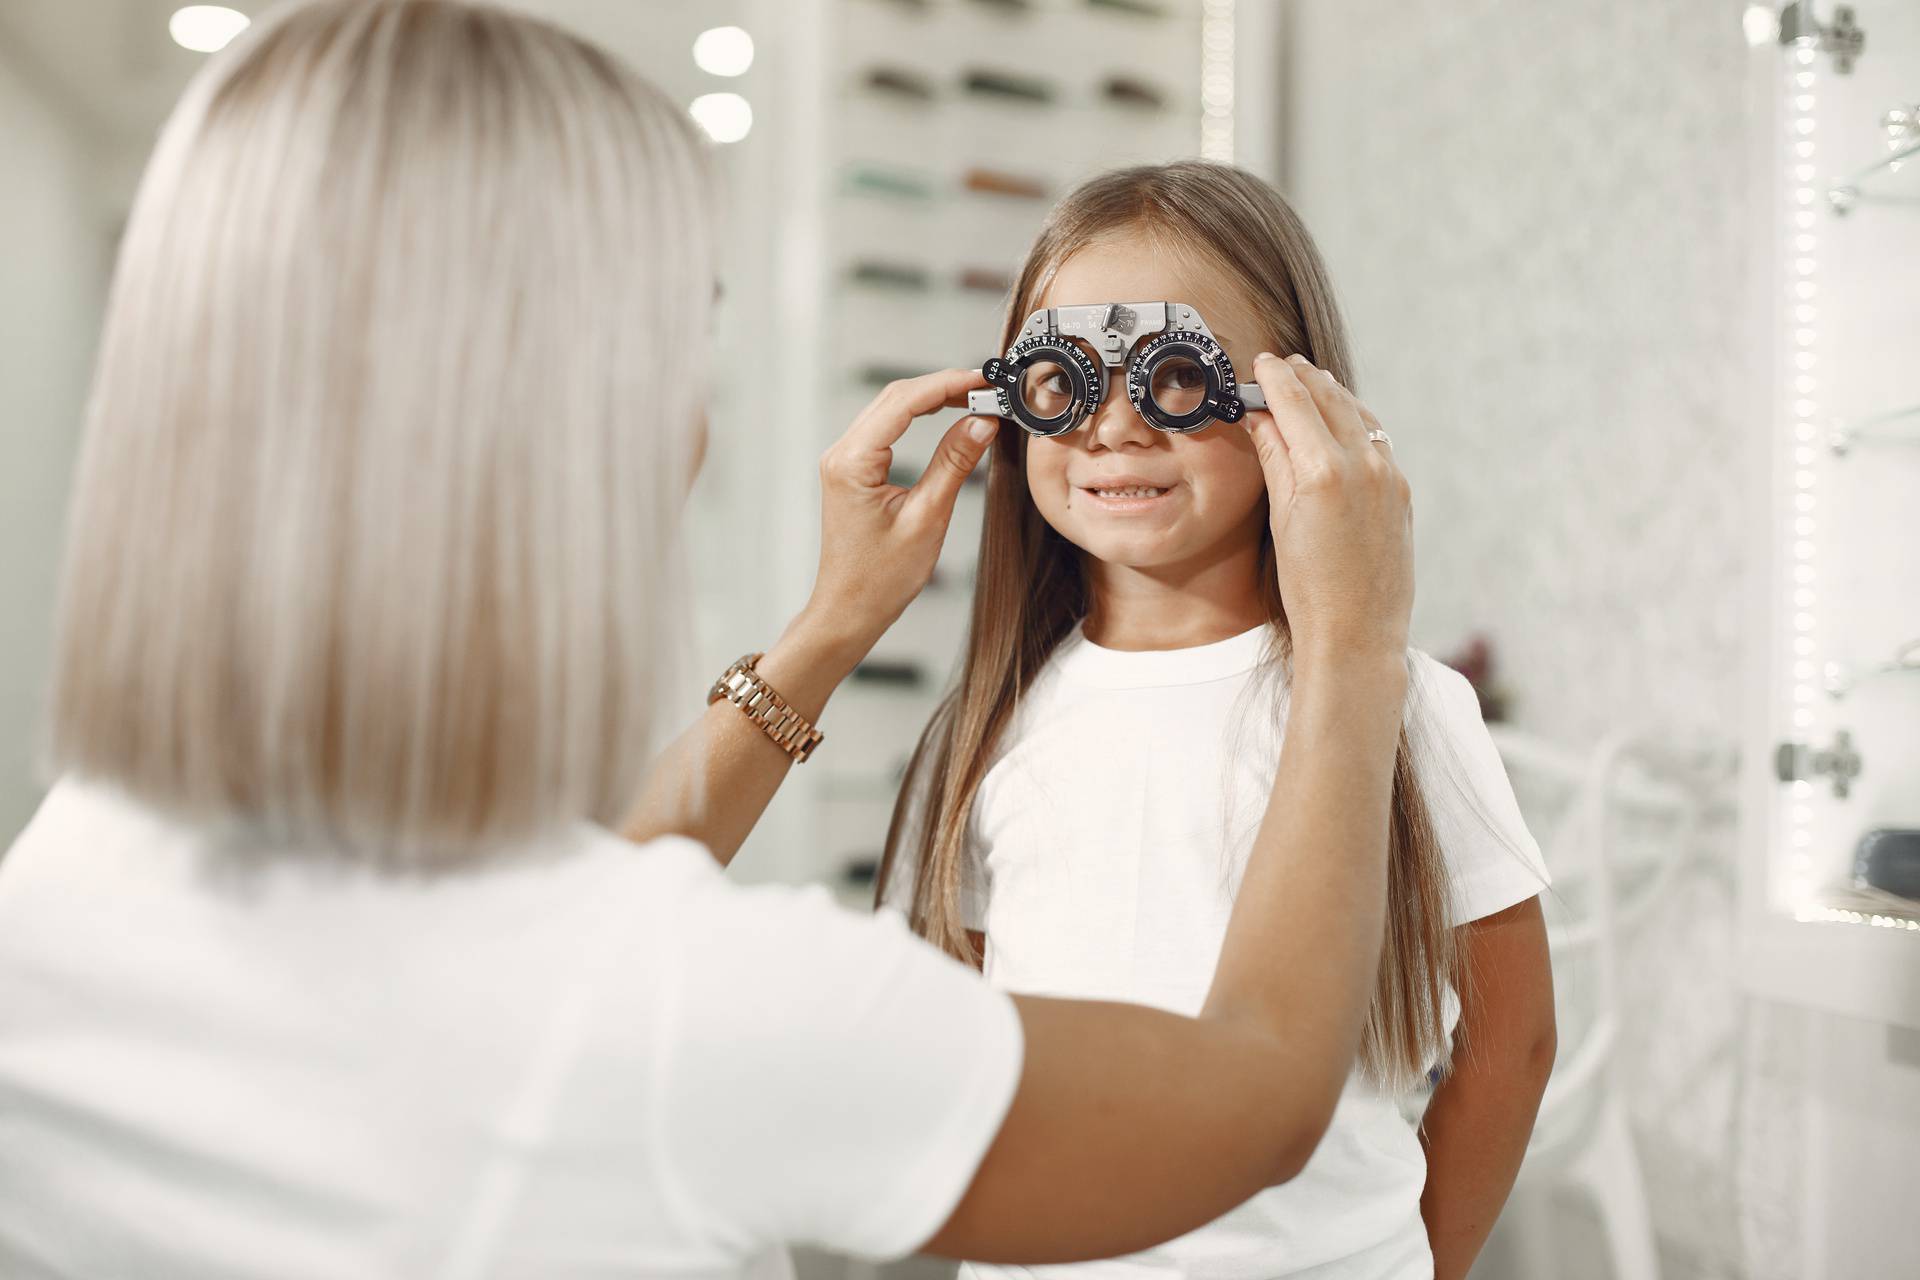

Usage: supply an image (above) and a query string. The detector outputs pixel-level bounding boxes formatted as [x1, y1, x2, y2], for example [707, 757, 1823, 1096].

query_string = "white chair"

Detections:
[1483, 727, 1728, 1280]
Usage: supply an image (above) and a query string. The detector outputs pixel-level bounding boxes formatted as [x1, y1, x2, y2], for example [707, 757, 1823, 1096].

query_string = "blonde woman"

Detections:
[0, 2, 1417, 1277]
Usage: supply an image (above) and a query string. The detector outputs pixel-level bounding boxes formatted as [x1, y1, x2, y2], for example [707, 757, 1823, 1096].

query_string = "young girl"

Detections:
[877, 162, 1556, 1280]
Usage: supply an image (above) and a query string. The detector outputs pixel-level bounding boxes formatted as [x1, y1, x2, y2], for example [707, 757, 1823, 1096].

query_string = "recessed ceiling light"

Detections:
[689, 93, 752, 144]
[170, 5, 250, 54]
[692, 26, 754, 78]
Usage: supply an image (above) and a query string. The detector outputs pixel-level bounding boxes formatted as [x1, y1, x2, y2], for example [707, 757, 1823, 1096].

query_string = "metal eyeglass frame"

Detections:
[965, 300, 1268, 437]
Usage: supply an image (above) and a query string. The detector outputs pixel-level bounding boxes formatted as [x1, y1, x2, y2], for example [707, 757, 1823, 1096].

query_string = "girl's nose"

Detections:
[1085, 387, 1159, 451]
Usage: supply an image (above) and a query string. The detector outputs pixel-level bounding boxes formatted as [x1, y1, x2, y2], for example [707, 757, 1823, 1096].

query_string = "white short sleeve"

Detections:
[1412, 657, 1552, 926]
[878, 766, 989, 932]
[657, 872, 1022, 1261]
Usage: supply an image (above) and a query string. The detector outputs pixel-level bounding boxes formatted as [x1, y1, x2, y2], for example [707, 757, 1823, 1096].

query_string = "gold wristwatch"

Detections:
[707, 651, 825, 763]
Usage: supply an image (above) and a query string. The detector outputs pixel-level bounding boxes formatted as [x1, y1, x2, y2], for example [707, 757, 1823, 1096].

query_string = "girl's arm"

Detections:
[1418, 896, 1558, 1279]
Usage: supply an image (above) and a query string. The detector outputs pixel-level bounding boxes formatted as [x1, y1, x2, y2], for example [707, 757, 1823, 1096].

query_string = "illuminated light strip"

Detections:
[1780, 45, 1821, 912]
[1199, 0, 1235, 162]
[1794, 906, 1920, 933]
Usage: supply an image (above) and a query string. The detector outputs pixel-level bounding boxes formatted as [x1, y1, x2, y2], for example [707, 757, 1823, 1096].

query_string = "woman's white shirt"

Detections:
[0, 779, 1022, 1279]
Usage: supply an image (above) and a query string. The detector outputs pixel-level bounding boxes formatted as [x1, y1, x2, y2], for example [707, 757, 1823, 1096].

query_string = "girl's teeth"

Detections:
[1094, 486, 1166, 498]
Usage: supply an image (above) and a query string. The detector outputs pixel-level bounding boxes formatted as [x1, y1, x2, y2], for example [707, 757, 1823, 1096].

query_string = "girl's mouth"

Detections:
[1078, 483, 1175, 511]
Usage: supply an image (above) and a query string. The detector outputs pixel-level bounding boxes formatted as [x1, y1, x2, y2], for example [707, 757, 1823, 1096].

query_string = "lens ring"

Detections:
[1125, 331, 1246, 432]
[1001, 335, 1103, 437]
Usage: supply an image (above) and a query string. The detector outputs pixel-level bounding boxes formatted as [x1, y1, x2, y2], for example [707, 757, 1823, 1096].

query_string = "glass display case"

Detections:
[1739, 1, 1920, 1029]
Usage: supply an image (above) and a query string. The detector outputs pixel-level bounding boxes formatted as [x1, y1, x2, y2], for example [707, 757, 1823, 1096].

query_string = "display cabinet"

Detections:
[1739, 1, 1920, 1028]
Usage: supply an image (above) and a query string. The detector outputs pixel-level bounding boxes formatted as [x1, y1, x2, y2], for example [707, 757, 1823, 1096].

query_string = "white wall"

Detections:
[0, 50, 108, 844]
[1281, 1, 1920, 1276]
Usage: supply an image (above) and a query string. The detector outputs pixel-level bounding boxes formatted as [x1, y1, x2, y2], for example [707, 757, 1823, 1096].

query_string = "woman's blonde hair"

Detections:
[46, 0, 714, 864]
[874, 160, 1461, 1091]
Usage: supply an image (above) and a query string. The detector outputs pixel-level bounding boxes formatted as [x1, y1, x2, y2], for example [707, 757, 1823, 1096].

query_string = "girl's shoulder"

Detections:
[1400, 648, 1553, 919]
[1405, 647, 1480, 726]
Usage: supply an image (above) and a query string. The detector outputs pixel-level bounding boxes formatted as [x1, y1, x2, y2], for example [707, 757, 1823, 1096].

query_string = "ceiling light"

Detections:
[692, 26, 754, 77]
[169, 5, 250, 54]
[689, 93, 752, 144]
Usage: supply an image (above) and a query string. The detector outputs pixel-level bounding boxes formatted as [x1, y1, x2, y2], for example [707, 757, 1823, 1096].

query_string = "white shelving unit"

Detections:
[1738, 2, 1920, 1029]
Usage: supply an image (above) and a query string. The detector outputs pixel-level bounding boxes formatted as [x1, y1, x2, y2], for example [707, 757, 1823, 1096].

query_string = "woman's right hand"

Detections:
[798, 368, 997, 667]
[1240, 352, 1414, 666]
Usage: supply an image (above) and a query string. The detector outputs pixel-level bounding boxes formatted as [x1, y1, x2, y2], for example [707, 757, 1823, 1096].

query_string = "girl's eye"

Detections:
[1147, 355, 1209, 415]
[1021, 362, 1076, 417]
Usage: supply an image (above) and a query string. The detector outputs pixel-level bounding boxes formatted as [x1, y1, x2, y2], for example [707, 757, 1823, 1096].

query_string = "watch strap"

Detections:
[706, 651, 825, 763]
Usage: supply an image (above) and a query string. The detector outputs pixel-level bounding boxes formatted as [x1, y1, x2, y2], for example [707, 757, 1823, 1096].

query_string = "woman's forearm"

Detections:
[927, 649, 1416, 1262]
[1201, 647, 1410, 1152]
[621, 609, 869, 865]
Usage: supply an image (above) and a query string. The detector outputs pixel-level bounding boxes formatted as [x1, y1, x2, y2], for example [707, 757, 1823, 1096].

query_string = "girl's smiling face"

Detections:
[1023, 233, 1274, 574]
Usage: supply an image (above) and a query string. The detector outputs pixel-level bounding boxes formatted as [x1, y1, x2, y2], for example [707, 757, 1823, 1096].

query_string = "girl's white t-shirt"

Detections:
[0, 778, 1023, 1280]
[887, 619, 1549, 1280]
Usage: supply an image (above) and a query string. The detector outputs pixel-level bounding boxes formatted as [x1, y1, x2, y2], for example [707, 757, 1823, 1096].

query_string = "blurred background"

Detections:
[1, 1, 1915, 1277]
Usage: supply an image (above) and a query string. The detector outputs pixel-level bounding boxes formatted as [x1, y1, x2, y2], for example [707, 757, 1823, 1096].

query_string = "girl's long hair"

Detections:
[873, 160, 1459, 1090]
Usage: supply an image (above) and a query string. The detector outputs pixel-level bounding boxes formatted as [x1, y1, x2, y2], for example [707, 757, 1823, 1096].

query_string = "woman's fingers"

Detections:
[808, 367, 1001, 654]
[1282, 356, 1369, 455]
[1355, 403, 1413, 536]
[1240, 409, 1295, 510]
[1240, 351, 1413, 661]
[1247, 353, 1394, 482]
[902, 414, 997, 527]
[838, 368, 990, 464]
[1245, 354, 1337, 479]
[1352, 400, 1397, 459]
